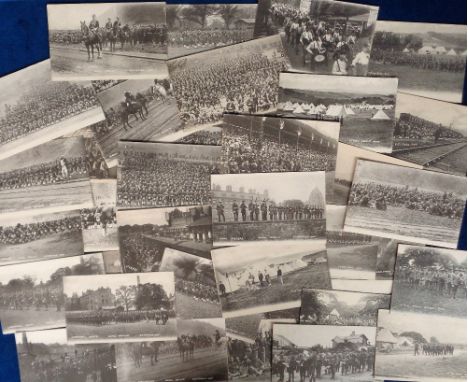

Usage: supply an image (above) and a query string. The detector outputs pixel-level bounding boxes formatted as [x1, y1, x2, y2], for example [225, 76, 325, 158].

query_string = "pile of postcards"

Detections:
[0, 1, 466, 382]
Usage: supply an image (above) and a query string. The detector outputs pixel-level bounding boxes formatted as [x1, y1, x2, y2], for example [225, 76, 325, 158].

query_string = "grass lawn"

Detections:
[221, 263, 330, 313]
[0, 308, 65, 332]
[176, 292, 222, 319]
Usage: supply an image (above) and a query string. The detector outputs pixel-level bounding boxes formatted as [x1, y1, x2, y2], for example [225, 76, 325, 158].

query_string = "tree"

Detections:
[400, 331, 427, 344]
[135, 283, 170, 310]
[166, 5, 182, 29]
[217, 4, 239, 29]
[198, 262, 217, 286]
[173, 256, 199, 280]
[181, 5, 217, 29]
[115, 285, 137, 312]
[430, 336, 440, 344]
[301, 291, 326, 322]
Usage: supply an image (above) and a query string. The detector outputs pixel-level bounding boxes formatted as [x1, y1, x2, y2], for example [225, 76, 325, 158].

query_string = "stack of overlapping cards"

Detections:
[0, 1, 466, 382]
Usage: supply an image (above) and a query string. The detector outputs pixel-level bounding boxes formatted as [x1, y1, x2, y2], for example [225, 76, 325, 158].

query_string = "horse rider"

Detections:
[105, 18, 113, 32]
[124, 91, 136, 107]
[89, 14, 100, 37]
[113, 16, 121, 31]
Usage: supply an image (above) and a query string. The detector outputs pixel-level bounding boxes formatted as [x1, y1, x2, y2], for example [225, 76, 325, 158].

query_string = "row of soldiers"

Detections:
[66, 309, 169, 326]
[215, 200, 324, 223]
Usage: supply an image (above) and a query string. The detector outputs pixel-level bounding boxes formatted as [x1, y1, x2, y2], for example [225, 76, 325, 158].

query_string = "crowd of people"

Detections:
[119, 232, 164, 272]
[300, 311, 379, 327]
[20, 347, 117, 382]
[349, 182, 466, 219]
[228, 331, 273, 379]
[395, 265, 467, 298]
[268, 2, 372, 75]
[0, 82, 97, 145]
[176, 279, 219, 304]
[177, 130, 222, 145]
[118, 151, 219, 208]
[81, 206, 117, 230]
[0, 216, 81, 245]
[170, 51, 288, 125]
[0, 157, 89, 191]
[214, 200, 324, 223]
[326, 231, 372, 246]
[222, 126, 336, 173]
[272, 347, 375, 382]
[66, 309, 170, 326]
[92, 80, 126, 93]
[414, 343, 455, 357]
[169, 29, 253, 49]
[371, 48, 466, 72]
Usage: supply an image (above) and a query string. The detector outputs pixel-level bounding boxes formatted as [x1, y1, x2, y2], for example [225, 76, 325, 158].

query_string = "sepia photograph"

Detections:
[226, 306, 300, 381]
[254, 0, 379, 75]
[272, 323, 377, 382]
[0, 253, 105, 334]
[47, 2, 168, 80]
[118, 205, 212, 273]
[0, 209, 83, 266]
[369, 21, 467, 103]
[92, 77, 184, 167]
[0, 136, 94, 216]
[300, 289, 390, 326]
[221, 114, 339, 174]
[0, 60, 104, 161]
[344, 160, 467, 248]
[15, 328, 117, 382]
[168, 4, 258, 59]
[63, 272, 176, 343]
[168, 35, 290, 128]
[331, 279, 393, 295]
[211, 240, 330, 317]
[277, 73, 399, 153]
[102, 250, 123, 274]
[117, 141, 222, 210]
[375, 309, 466, 382]
[81, 179, 118, 253]
[391, 93, 467, 176]
[392, 245, 466, 317]
[115, 318, 228, 382]
[159, 248, 222, 319]
[331, 143, 423, 206]
[211, 172, 326, 243]
[170, 124, 223, 145]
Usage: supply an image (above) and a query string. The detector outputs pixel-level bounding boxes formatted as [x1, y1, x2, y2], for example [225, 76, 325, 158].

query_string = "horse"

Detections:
[120, 101, 146, 130]
[177, 337, 194, 361]
[80, 21, 101, 61]
[135, 93, 149, 116]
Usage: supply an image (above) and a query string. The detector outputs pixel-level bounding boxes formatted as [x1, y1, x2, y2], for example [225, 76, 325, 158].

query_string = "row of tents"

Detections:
[405, 46, 467, 56]
[278, 101, 392, 120]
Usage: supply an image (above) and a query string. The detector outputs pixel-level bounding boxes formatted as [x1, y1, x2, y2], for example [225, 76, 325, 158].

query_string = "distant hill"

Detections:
[282, 89, 395, 106]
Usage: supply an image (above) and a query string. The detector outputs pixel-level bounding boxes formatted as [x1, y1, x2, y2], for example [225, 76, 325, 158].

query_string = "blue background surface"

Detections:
[0, 0, 466, 381]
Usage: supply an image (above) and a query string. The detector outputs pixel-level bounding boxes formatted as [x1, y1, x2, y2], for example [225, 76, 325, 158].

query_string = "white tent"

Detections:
[307, 106, 317, 115]
[282, 101, 294, 112]
[301, 103, 310, 111]
[326, 104, 346, 117]
[418, 45, 435, 54]
[402, 47, 410, 53]
[293, 105, 305, 114]
[371, 109, 391, 120]
[329, 308, 340, 318]
[434, 46, 447, 54]
[344, 106, 355, 115]
[447, 48, 458, 56]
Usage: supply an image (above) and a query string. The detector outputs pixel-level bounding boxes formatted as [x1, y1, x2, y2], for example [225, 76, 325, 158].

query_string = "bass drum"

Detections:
[314, 54, 326, 62]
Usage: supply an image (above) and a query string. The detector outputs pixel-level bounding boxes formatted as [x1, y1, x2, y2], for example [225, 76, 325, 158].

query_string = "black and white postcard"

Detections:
[331, 279, 393, 295]
[172, 124, 223, 145]
[47, 3, 168, 80]
[344, 160, 467, 248]
[118, 205, 212, 273]
[211, 172, 326, 243]
[0, 60, 104, 161]
[392, 245, 466, 317]
[93, 77, 183, 167]
[392, 93, 467, 176]
[369, 21, 467, 103]
[168, 35, 290, 128]
[226, 306, 300, 381]
[0, 209, 83, 266]
[221, 114, 339, 173]
[211, 240, 330, 317]
[81, 179, 118, 252]
[332, 143, 423, 206]
[272, 323, 376, 382]
[63, 272, 176, 343]
[117, 141, 222, 210]
[0, 253, 105, 333]
[254, 0, 379, 75]
[168, 4, 258, 59]
[375, 309, 466, 382]
[277, 73, 399, 153]
[300, 289, 390, 326]
[159, 248, 222, 319]
[0, 136, 94, 216]
[102, 250, 123, 274]
[115, 318, 228, 382]
[15, 328, 117, 382]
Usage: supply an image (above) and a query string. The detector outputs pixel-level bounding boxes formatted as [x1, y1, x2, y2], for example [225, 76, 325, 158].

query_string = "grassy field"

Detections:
[83, 227, 119, 252]
[376, 350, 467, 380]
[391, 282, 466, 317]
[67, 318, 177, 342]
[176, 292, 222, 319]
[0, 308, 65, 332]
[0, 230, 83, 265]
[221, 263, 330, 313]
[327, 244, 378, 271]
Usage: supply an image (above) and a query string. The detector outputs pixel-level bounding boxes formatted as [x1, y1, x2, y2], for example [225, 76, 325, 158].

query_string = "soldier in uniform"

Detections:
[248, 200, 255, 221]
[232, 201, 239, 222]
[261, 200, 268, 221]
[240, 200, 247, 222]
[216, 202, 225, 222]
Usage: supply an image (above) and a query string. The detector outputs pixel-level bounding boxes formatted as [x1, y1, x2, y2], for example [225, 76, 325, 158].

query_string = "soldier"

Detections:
[240, 200, 247, 222]
[249, 200, 255, 221]
[216, 202, 225, 222]
[232, 201, 239, 222]
[261, 200, 268, 221]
